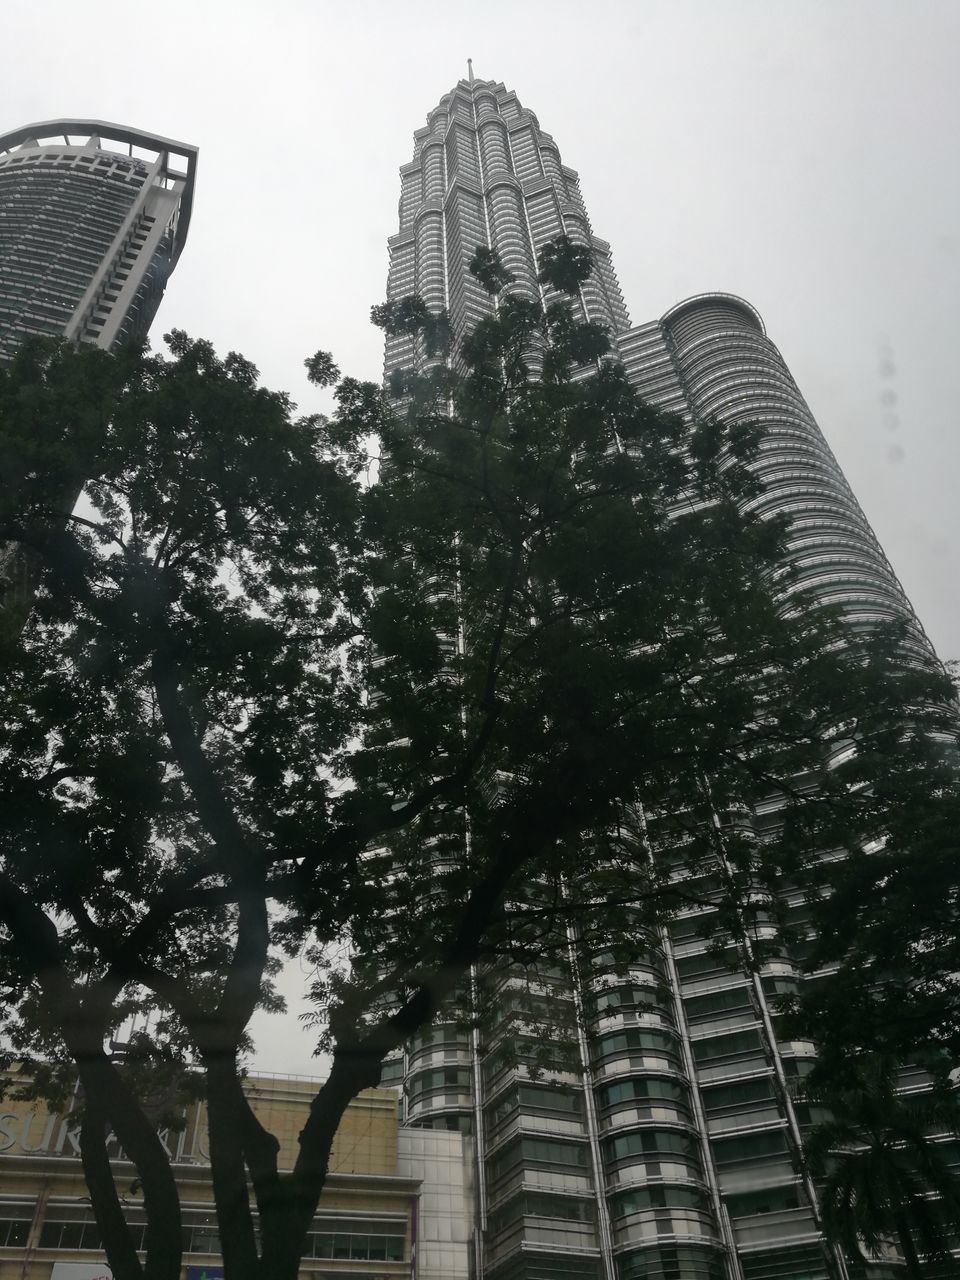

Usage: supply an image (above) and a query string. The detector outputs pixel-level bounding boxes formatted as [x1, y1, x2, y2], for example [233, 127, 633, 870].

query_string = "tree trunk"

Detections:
[259, 1052, 383, 1280]
[203, 1054, 262, 1280]
[894, 1210, 924, 1280]
[80, 1099, 143, 1280]
[254, 824, 540, 1278]
[255, 1180, 303, 1280]
[75, 1054, 183, 1280]
[0, 877, 182, 1280]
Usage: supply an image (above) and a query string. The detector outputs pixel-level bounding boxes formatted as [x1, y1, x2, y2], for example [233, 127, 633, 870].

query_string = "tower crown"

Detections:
[384, 79, 630, 380]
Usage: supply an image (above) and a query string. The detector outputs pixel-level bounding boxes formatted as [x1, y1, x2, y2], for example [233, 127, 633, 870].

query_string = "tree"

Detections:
[784, 757, 960, 1070]
[802, 1057, 960, 1277]
[776, 685, 960, 1273]
[0, 337, 133, 638]
[0, 239, 956, 1280]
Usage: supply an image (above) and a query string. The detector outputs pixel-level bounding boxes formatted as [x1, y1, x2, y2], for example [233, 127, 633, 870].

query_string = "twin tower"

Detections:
[0, 79, 934, 1280]
[379, 77, 933, 1280]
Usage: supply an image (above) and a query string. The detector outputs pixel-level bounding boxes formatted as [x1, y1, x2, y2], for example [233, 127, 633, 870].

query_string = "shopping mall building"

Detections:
[0, 1073, 472, 1280]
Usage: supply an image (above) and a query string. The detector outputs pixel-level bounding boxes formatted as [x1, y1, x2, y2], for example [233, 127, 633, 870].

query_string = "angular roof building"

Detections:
[0, 119, 196, 363]
[380, 74, 940, 1280]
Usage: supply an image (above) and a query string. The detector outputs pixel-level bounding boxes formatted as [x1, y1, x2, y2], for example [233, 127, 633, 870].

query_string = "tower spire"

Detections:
[467, 57, 474, 84]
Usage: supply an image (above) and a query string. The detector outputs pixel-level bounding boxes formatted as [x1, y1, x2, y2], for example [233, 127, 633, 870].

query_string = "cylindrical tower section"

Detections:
[414, 206, 447, 370]
[421, 140, 444, 201]
[486, 178, 538, 302]
[474, 89, 500, 122]
[398, 166, 422, 232]
[403, 1022, 476, 1132]
[478, 117, 511, 178]
[414, 207, 447, 314]
[661, 294, 933, 656]
[479, 960, 605, 1280]
[383, 233, 417, 378]
[584, 936, 727, 1280]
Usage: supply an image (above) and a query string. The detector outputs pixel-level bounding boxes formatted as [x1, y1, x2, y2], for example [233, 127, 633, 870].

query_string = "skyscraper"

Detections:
[0, 119, 197, 627]
[381, 77, 938, 1280]
[0, 119, 197, 363]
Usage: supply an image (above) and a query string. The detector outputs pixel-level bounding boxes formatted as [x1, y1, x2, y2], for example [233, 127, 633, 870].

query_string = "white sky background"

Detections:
[8, 0, 960, 1074]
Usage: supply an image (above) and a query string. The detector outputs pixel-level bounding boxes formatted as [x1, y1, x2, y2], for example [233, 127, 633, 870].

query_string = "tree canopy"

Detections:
[0, 239, 958, 1280]
[802, 1056, 960, 1277]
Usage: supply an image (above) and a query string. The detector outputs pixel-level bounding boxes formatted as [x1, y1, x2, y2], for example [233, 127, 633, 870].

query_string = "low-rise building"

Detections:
[0, 1073, 471, 1280]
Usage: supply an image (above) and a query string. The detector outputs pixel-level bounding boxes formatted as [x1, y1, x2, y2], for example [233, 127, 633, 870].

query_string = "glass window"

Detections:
[683, 986, 752, 1019]
[525, 1192, 596, 1222]
[593, 1027, 679, 1060]
[701, 1077, 775, 1113]
[611, 1185, 706, 1216]
[408, 1066, 471, 1100]
[691, 1028, 762, 1062]
[39, 1222, 63, 1248]
[380, 1057, 404, 1084]
[605, 1129, 693, 1162]
[349, 1234, 369, 1259]
[490, 1137, 590, 1181]
[725, 1185, 800, 1217]
[518, 1085, 582, 1113]
[188, 1222, 220, 1252]
[59, 1223, 84, 1249]
[36, 1216, 108, 1248]
[618, 1243, 725, 1280]
[740, 1242, 829, 1280]
[306, 1229, 404, 1261]
[599, 1075, 688, 1108]
[1, 1218, 30, 1247]
[80, 1222, 102, 1248]
[711, 1129, 787, 1165]
[594, 985, 664, 1012]
[310, 1233, 334, 1258]
[675, 949, 739, 979]
[521, 1137, 589, 1166]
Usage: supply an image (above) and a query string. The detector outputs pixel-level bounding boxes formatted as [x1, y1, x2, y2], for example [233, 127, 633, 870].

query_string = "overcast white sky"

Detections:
[9, 0, 959, 1074]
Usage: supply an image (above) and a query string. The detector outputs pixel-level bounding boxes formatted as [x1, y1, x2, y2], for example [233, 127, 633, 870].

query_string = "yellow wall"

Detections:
[240, 1078, 399, 1175]
[0, 1079, 413, 1280]
[0, 1079, 400, 1175]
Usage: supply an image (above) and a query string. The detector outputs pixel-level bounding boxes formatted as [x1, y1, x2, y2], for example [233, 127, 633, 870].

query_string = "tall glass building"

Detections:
[0, 119, 197, 363]
[380, 76, 938, 1280]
